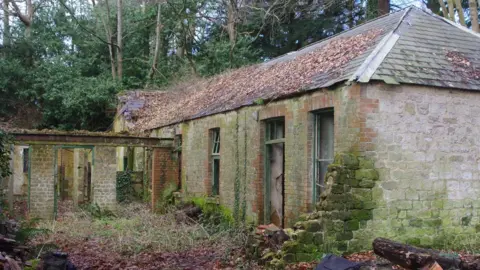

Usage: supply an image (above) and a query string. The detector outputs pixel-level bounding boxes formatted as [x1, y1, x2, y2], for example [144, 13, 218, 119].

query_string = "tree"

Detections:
[439, 0, 479, 31]
[469, 0, 479, 32]
[117, 0, 123, 81]
[0, 130, 12, 180]
[3, 0, 10, 47]
[149, 2, 164, 80]
[0, 0, 386, 131]
[9, 0, 35, 37]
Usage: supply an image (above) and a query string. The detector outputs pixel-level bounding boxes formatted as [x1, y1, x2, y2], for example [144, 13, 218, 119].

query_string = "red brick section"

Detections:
[151, 147, 179, 209]
[354, 84, 379, 152]
[254, 90, 337, 225]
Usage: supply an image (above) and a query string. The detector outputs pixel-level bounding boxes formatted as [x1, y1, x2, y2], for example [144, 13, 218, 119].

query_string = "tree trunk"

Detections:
[116, 0, 123, 81]
[447, 0, 455, 21]
[378, 0, 390, 15]
[454, 0, 466, 26]
[437, 0, 449, 18]
[426, 0, 441, 15]
[227, 0, 237, 67]
[149, 2, 162, 80]
[98, 0, 116, 80]
[3, 0, 10, 47]
[373, 238, 480, 270]
[10, 0, 33, 38]
[469, 0, 479, 32]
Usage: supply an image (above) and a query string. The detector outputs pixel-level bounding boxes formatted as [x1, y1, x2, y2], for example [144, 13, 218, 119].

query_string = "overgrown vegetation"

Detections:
[0, 0, 430, 131]
[0, 129, 12, 180]
[116, 170, 134, 203]
[33, 203, 256, 269]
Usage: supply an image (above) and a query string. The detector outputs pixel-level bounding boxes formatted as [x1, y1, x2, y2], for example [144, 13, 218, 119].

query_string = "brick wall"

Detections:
[151, 147, 179, 208]
[29, 145, 55, 219]
[155, 84, 364, 226]
[92, 146, 117, 209]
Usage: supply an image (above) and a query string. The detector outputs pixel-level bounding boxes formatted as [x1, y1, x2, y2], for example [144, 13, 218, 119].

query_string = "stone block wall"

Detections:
[92, 146, 117, 209]
[29, 145, 55, 219]
[361, 83, 480, 246]
[278, 153, 379, 262]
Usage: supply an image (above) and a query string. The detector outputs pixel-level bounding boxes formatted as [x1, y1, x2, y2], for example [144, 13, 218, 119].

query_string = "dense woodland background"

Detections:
[0, 0, 478, 131]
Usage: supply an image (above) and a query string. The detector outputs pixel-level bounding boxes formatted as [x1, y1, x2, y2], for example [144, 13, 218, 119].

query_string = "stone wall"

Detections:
[361, 83, 480, 246]
[92, 146, 117, 209]
[29, 145, 55, 219]
[155, 84, 367, 225]
[279, 154, 379, 263]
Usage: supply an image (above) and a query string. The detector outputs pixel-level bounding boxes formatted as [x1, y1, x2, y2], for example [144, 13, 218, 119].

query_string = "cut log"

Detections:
[373, 238, 462, 270]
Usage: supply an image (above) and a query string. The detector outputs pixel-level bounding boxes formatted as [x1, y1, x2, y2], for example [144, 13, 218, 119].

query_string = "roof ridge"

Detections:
[349, 7, 412, 83]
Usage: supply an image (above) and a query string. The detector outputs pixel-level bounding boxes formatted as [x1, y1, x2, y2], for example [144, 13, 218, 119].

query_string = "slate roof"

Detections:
[371, 7, 480, 90]
[119, 6, 480, 131]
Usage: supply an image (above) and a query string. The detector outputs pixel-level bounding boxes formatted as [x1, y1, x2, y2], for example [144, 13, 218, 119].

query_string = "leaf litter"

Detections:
[121, 29, 383, 131]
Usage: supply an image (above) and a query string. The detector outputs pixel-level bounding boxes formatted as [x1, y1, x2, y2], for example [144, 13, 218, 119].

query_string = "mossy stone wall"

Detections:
[279, 153, 379, 262]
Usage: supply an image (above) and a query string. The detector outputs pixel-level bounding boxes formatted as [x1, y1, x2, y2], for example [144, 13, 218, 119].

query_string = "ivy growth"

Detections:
[0, 129, 12, 180]
[116, 170, 134, 203]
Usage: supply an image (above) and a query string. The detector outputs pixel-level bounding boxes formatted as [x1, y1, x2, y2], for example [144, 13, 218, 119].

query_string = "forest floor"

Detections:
[26, 202, 416, 270]
[31, 202, 262, 270]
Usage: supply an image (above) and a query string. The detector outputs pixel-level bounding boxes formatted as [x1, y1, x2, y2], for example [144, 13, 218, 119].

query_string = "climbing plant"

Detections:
[0, 129, 12, 180]
[116, 170, 134, 203]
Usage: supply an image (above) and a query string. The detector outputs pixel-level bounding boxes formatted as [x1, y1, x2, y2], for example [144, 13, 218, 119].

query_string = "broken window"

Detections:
[211, 129, 220, 196]
[23, 148, 29, 173]
[314, 110, 334, 203]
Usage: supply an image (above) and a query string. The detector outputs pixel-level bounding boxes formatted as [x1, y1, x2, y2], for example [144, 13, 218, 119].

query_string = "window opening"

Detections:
[313, 110, 334, 203]
[211, 129, 220, 195]
[264, 118, 285, 227]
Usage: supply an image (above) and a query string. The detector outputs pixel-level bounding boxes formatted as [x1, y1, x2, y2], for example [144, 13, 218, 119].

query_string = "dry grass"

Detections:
[30, 203, 259, 269]
[36, 203, 248, 256]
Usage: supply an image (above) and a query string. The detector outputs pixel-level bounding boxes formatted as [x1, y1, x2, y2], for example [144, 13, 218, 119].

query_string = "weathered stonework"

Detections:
[278, 153, 379, 262]
[361, 84, 480, 246]
[92, 146, 117, 209]
[150, 81, 480, 257]
[154, 84, 363, 226]
[29, 145, 55, 219]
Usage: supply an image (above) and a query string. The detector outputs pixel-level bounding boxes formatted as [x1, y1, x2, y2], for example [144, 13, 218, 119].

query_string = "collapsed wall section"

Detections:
[280, 153, 379, 262]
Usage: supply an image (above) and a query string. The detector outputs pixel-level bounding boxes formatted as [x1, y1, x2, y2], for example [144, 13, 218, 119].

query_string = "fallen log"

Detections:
[373, 238, 480, 270]
[373, 238, 468, 270]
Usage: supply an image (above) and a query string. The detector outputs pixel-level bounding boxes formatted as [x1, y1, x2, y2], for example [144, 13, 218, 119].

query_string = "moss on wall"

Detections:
[275, 153, 379, 263]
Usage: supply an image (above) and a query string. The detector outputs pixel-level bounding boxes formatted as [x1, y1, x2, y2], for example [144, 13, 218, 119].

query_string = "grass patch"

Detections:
[36, 202, 249, 257]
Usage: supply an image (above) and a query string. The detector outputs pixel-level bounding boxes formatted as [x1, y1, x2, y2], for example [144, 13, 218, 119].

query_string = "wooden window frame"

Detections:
[263, 118, 285, 224]
[313, 109, 334, 205]
[210, 128, 220, 196]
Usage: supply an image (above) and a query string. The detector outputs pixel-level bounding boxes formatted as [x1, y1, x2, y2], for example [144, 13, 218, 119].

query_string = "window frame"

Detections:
[312, 109, 334, 205]
[263, 118, 285, 224]
[210, 128, 220, 196]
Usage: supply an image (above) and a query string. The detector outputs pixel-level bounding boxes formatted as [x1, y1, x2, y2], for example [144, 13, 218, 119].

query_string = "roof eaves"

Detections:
[349, 7, 412, 84]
